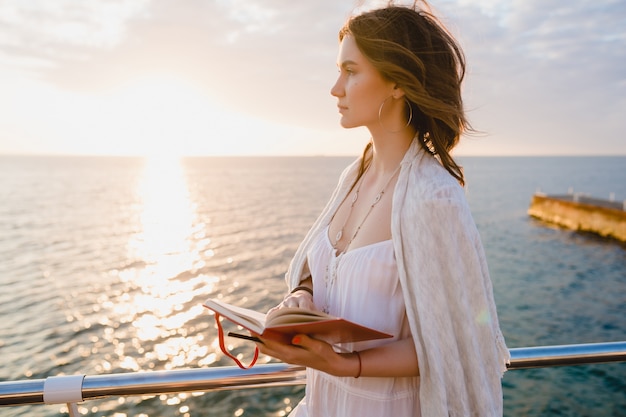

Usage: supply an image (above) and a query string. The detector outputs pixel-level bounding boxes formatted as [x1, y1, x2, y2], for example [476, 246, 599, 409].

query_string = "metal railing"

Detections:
[1, 341, 625, 414]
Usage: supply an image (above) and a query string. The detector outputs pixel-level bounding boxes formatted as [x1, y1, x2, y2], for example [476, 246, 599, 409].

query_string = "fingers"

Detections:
[266, 305, 281, 315]
[269, 292, 316, 312]
[296, 296, 316, 310]
[291, 334, 326, 356]
[290, 334, 308, 347]
[256, 337, 300, 363]
[292, 291, 316, 309]
[281, 296, 300, 308]
[257, 334, 327, 364]
[256, 333, 352, 376]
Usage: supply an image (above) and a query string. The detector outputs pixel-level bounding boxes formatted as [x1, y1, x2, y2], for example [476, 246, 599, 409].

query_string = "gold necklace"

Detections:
[323, 162, 402, 314]
[332, 162, 402, 253]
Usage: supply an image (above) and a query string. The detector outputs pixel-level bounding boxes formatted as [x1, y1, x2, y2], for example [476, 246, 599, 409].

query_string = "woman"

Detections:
[258, 3, 510, 416]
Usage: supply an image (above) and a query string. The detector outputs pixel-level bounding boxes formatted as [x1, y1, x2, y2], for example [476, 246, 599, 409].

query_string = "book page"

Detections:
[265, 307, 332, 326]
[204, 299, 267, 334]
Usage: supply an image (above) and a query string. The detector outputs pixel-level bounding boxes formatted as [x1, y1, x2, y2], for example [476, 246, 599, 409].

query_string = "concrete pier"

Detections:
[528, 193, 626, 242]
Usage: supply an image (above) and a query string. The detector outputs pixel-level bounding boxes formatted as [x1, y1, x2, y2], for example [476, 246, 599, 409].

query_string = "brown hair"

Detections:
[340, 2, 468, 185]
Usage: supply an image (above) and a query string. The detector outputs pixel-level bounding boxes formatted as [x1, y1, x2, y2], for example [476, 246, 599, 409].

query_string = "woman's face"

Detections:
[330, 35, 396, 130]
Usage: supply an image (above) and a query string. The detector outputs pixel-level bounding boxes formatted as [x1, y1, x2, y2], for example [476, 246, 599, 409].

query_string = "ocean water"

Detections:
[0, 155, 625, 417]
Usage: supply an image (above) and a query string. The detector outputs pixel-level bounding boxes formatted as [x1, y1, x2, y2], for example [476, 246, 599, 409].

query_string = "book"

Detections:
[203, 298, 393, 345]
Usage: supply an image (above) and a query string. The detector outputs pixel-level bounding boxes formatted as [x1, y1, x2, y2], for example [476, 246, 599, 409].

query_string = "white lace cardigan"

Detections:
[285, 139, 510, 416]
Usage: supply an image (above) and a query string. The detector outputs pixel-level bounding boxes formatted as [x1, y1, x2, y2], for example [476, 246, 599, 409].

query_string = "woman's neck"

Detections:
[368, 129, 415, 175]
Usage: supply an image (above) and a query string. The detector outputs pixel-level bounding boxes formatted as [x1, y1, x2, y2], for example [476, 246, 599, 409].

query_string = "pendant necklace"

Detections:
[332, 162, 402, 252]
[323, 162, 402, 313]
[332, 165, 370, 248]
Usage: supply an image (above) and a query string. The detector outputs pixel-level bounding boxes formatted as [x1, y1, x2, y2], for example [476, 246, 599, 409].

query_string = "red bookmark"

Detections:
[215, 313, 259, 369]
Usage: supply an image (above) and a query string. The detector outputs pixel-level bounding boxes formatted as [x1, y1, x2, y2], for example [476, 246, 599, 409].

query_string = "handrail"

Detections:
[507, 341, 626, 369]
[1, 341, 625, 408]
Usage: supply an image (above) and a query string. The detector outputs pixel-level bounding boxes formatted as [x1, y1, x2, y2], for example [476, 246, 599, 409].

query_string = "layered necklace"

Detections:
[323, 162, 402, 314]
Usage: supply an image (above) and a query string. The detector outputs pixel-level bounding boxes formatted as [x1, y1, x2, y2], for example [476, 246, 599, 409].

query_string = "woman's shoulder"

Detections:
[398, 153, 478, 234]
[405, 152, 466, 204]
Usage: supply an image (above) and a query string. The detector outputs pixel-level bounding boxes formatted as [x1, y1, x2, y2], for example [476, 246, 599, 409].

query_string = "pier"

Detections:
[528, 192, 626, 242]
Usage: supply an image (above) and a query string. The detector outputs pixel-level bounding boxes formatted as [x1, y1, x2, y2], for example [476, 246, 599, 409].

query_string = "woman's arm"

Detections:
[257, 334, 419, 378]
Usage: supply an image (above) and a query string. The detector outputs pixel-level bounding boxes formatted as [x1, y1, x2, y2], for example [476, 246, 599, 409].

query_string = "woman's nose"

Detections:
[330, 77, 344, 98]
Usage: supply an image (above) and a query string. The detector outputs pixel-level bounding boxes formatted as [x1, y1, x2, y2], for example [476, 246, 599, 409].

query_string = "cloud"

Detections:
[440, 0, 626, 154]
[0, 0, 624, 155]
[0, 0, 150, 65]
[0, 0, 361, 131]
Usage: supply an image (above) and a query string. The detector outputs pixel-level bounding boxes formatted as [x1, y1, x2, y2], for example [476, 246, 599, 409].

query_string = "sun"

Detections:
[4, 70, 332, 157]
[29, 72, 334, 158]
[104, 73, 297, 158]
[104, 74, 221, 157]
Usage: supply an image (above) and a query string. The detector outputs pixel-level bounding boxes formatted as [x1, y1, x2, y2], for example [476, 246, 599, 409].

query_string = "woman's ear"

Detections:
[392, 85, 406, 99]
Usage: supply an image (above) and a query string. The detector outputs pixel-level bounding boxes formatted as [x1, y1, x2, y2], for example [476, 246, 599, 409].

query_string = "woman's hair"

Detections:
[340, 1, 468, 185]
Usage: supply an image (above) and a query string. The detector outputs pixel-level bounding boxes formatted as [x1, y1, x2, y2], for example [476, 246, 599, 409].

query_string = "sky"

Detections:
[0, 0, 624, 157]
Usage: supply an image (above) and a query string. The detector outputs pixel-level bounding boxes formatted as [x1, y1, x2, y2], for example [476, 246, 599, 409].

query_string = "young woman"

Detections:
[258, 3, 510, 416]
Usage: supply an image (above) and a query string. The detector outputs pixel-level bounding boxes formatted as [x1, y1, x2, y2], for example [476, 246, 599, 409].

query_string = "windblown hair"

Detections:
[340, 1, 468, 185]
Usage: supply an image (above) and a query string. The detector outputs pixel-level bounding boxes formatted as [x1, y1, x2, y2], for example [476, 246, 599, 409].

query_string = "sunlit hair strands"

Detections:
[340, 1, 469, 185]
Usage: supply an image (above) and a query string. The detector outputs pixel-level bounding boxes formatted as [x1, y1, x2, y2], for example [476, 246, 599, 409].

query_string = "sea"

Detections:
[0, 155, 625, 417]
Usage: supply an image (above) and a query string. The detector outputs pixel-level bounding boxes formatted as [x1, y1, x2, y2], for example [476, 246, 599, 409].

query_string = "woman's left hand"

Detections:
[256, 334, 359, 377]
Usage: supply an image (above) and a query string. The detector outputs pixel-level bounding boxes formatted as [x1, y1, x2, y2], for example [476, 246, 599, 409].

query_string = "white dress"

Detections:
[289, 227, 420, 417]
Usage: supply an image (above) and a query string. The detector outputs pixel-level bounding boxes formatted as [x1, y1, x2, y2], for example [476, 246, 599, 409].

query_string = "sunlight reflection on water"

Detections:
[105, 156, 218, 376]
[131, 155, 196, 266]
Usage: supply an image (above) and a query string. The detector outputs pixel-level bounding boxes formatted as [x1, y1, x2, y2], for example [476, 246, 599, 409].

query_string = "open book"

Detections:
[203, 298, 393, 345]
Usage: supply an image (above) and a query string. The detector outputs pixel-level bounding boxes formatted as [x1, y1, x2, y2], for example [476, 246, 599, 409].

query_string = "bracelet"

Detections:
[353, 351, 362, 378]
[290, 286, 313, 296]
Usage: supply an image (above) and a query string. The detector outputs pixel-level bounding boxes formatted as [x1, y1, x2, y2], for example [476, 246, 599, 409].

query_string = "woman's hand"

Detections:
[258, 335, 420, 378]
[267, 278, 316, 315]
[256, 334, 360, 377]
[268, 290, 316, 316]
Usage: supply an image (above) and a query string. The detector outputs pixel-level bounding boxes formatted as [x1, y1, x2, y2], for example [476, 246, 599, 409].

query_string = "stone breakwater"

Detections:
[528, 193, 626, 242]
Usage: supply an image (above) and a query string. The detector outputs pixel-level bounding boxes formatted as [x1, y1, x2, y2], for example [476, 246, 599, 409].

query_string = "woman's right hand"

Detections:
[267, 288, 316, 315]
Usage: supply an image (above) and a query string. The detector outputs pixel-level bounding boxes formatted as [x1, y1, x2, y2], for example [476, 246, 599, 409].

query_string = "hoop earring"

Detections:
[378, 96, 413, 133]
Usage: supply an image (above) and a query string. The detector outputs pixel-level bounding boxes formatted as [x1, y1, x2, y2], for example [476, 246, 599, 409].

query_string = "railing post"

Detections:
[67, 402, 79, 417]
